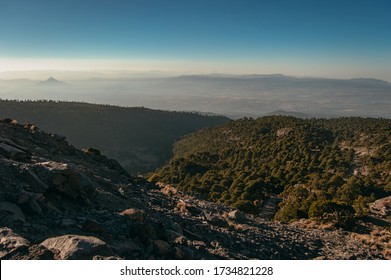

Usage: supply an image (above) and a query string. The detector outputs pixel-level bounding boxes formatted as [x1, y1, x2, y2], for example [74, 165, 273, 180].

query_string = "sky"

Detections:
[0, 0, 390, 80]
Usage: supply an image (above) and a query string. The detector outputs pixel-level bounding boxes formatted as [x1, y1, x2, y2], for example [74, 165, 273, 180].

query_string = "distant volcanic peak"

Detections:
[39, 77, 66, 85]
[46, 77, 58, 82]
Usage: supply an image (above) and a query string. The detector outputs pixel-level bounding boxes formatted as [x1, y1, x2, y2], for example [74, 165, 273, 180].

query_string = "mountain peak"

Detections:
[39, 77, 66, 85]
[46, 77, 58, 82]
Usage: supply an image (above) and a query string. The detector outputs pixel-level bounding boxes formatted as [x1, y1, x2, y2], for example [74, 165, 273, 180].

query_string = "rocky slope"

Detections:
[0, 119, 387, 259]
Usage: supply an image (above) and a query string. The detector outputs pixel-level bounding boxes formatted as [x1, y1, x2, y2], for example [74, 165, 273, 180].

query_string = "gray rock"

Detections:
[0, 202, 26, 222]
[111, 240, 141, 258]
[0, 227, 30, 258]
[7, 190, 43, 215]
[0, 143, 30, 162]
[128, 223, 157, 242]
[5, 244, 55, 260]
[119, 208, 145, 222]
[51, 169, 95, 205]
[19, 168, 49, 193]
[40, 235, 113, 260]
[227, 210, 246, 222]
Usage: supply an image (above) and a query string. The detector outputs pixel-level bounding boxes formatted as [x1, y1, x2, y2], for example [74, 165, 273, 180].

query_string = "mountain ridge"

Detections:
[0, 100, 230, 174]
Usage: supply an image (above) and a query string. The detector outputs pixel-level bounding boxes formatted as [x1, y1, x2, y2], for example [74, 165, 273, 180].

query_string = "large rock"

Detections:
[0, 202, 25, 222]
[19, 168, 49, 193]
[227, 210, 246, 222]
[119, 208, 145, 222]
[370, 196, 391, 217]
[128, 223, 157, 242]
[3, 244, 55, 260]
[40, 235, 113, 260]
[111, 240, 141, 258]
[0, 227, 30, 258]
[51, 169, 95, 205]
[7, 190, 43, 216]
[0, 143, 30, 162]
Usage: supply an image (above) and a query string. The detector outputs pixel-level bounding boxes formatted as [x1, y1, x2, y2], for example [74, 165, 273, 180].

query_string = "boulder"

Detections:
[7, 190, 43, 216]
[51, 169, 95, 205]
[5, 244, 55, 260]
[19, 168, 49, 193]
[111, 240, 141, 258]
[176, 201, 203, 215]
[153, 240, 171, 256]
[0, 143, 30, 162]
[0, 202, 25, 222]
[119, 208, 145, 222]
[0, 227, 30, 258]
[227, 210, 246, 222]
[128, 223, 157, 242]
[204, 212, 229, 227]
[40, 235, 113, 260]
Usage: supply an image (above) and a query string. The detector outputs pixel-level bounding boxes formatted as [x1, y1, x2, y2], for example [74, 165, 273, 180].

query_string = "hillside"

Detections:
[151, 116, 391, 232]
[0, 119, 386, 259]
[0, 100, 229, 174]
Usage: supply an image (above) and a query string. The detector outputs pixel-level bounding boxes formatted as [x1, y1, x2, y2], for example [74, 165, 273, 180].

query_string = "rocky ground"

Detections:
[0, 119, 388, 260]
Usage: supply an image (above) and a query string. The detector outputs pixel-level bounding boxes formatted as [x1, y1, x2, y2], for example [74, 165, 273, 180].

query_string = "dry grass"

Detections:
[352, 227, 391, 259]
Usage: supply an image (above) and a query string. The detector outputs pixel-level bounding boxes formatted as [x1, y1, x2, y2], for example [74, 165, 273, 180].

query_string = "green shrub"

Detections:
[232, 200, 256, 213]
[309, 200, 355, 228]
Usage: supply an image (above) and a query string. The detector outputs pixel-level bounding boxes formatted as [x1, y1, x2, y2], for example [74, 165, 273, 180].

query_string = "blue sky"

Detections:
[0, 0, 390, 80]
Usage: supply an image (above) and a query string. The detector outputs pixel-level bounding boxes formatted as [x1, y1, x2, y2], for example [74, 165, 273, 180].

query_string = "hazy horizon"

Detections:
[1, 73, 390, 119]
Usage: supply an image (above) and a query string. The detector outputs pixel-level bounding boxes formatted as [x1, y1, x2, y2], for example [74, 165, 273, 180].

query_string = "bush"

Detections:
[232, 200, 256, 213]
[308, 200, 355, 228]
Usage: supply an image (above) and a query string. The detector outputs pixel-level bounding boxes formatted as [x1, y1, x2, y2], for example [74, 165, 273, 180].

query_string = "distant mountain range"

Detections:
[1, 73, 390, 118]
[264, 110, 310, 118]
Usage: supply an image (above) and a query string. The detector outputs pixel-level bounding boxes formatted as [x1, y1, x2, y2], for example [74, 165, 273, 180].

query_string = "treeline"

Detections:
[151, 116, 391, 223]
[0, 100, 230, 173]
